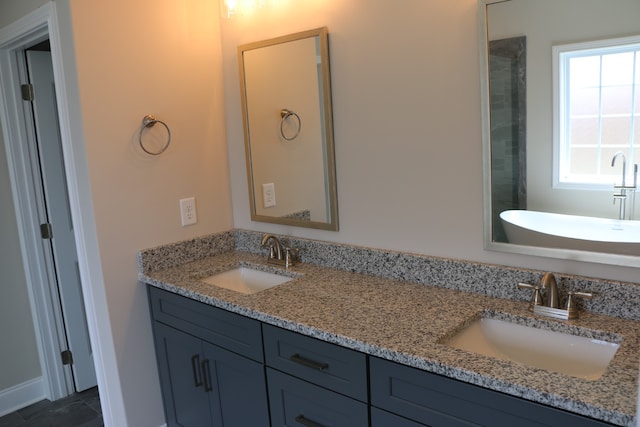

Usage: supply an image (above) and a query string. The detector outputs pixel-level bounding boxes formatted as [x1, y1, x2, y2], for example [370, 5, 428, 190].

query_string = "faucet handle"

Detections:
[565, 291, 593, 310]
[284, 247, 300, 268]
[567, 291, 593, 310]
[518, 283, 545, 311]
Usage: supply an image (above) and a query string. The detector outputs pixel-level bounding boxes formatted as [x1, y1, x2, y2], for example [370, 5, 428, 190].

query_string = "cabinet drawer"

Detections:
[370, 407, 426, 427]
[263, 324, 367, 401]
[148, 286, 263, 362]
[267, 368, 368, 427]
[370, 357, 614, 427]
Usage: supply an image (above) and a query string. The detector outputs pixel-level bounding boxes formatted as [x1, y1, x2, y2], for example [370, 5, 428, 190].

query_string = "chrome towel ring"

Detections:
[280, 109, 301, 141]
[138, 115, 171, 155]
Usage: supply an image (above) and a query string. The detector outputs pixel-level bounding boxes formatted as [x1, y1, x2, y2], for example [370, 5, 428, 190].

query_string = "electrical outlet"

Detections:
[262, 183, 276, 208]
[179, 197, 197, 226]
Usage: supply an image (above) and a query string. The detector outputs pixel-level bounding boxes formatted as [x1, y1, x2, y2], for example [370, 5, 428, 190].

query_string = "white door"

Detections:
[26, 50, 97, 392]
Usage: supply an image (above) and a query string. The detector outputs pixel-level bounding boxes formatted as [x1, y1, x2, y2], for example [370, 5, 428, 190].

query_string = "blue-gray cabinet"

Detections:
[370, 357, 614, 427]
[264, 324, 369, 427]
[149, 287, 269, 427]
[149, 286, 616, 427]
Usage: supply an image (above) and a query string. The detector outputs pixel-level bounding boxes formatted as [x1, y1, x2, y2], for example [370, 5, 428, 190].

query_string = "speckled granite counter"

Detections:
[138, 233, 640, 426]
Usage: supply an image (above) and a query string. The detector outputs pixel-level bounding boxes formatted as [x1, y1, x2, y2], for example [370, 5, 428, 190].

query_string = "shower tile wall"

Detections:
[489, 36, 526, 242]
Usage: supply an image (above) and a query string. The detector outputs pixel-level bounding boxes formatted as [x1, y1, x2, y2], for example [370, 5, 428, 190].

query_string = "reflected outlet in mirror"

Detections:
[444, 317, 620, 380]
[201, 267, 294, 295]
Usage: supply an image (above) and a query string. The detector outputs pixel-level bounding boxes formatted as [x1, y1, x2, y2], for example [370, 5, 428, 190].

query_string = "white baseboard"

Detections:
[0, 377, 46, 417]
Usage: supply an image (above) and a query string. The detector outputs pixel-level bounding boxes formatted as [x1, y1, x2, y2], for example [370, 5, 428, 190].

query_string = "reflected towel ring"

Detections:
[138, 115, 171, 155]
[280, 109, 301, 141]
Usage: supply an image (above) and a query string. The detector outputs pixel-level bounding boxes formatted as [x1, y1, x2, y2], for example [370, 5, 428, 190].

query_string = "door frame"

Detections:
[0, 3, 123, 425]
[0, 4, 71, 402]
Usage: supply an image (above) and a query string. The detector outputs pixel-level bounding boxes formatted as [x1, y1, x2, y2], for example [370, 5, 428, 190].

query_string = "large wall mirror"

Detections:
[479, 0, 640, 266]
[238, 27, 338, 231]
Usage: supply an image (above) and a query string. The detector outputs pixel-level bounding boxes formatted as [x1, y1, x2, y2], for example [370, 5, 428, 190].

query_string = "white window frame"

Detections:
[553, 34, 640, 190]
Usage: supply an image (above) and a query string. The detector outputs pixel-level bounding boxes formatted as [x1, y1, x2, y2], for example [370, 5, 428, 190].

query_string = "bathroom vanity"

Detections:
[139, 236, 640, 427]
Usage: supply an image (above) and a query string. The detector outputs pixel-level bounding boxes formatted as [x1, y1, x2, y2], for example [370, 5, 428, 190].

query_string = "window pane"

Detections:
[569, 147, 598, 174]
[570, 117, 599, 146]
[569, 56, 600, 88]
[601, 116, 632, 145]
[570, 87, 600, 115]
[601, 85, 633, 115]
[601, 52, 634, 86]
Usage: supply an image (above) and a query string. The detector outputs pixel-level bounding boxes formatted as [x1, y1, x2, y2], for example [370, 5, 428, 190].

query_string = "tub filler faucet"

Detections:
[611, 151, 638, 220]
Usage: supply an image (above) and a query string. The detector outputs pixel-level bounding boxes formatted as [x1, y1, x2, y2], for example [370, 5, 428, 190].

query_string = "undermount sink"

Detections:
[443, 317, 620, 380]
[200, 267, 294, 295]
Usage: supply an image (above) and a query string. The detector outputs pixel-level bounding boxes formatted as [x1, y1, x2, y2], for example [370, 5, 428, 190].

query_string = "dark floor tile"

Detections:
[76, 418, 104, 427]
[20, 400, 100, 427]
[0, 412, 25, 427]
[15, 400, 54, 421]
[3, 387, 102, 427]
[76, 389, 101, 415]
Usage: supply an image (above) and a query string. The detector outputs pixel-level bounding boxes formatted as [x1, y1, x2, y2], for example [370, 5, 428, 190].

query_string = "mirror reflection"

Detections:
[238, 27, 338, 231]
[481, 0, 640, 262]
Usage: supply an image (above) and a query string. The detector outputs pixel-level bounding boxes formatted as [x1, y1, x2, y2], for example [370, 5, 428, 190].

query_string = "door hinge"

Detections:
[40, 223, 53, 239]
[61, 350, 73, 365]
[21, 84, 34, 101]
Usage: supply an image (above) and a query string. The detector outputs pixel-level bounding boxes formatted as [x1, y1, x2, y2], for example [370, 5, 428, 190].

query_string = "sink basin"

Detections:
[443, 317, 620, 380]
[200, 267, 294, 295]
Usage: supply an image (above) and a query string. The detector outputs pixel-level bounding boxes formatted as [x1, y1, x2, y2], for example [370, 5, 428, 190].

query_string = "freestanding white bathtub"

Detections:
[500, 210, 640, 256]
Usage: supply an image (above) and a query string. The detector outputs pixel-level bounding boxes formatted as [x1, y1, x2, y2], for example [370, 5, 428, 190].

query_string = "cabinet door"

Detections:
[153, 323, 212, 427]
[203, 342, 270, 427]
[267, 368, 368, 427]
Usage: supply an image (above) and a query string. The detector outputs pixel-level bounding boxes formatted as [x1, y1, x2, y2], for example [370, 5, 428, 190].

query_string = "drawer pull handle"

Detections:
[201, 359, 213, 392]
[290, 353, 329, 371]
[191, 354, 202, 387]
[295, 414, 327, 427]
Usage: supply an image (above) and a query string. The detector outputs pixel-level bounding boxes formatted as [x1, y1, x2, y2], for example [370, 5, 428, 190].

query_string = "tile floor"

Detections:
[0, 387, 102, 427]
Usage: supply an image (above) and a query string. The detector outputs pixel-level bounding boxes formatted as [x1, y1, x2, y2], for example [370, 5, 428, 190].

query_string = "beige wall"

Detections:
[67, 0, 232, 425]
[222, 0, 639, 283]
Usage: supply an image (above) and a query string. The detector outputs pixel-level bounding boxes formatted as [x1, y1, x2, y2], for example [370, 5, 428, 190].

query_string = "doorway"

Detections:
[0, 20, 97, 413]
[24, 41, 97, 393]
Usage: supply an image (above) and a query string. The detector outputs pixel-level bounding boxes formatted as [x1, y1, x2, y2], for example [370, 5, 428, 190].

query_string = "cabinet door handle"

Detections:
[201, 359, 213, 392]
[289, 353, 329, 371]
[295, 415, 327, 427]
[191, 354, 202, 387]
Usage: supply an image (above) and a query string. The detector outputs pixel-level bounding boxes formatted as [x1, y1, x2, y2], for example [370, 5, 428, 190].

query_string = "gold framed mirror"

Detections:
[238, 27, 338, 231]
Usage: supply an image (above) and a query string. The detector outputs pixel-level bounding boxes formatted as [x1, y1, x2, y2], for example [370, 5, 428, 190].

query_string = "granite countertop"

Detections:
[138, 250, 640, 426]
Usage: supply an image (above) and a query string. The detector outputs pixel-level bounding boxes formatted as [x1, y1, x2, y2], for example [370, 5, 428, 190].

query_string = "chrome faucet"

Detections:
[517, 273, 592, 320]
[540, 272, 559, 308]
[611, 151, 627, 187]
[261, 234, 283, 261]
[611, 151, 628, 220]
[611, 151, 638, 220]
[260, 234, 298, 268]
